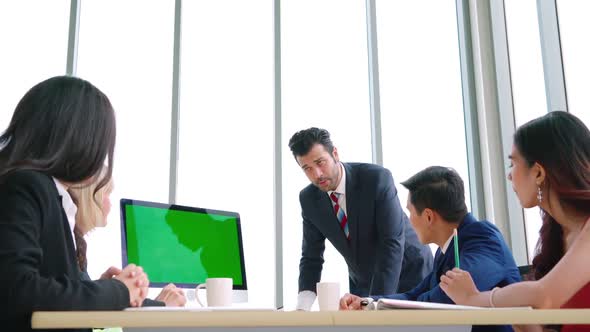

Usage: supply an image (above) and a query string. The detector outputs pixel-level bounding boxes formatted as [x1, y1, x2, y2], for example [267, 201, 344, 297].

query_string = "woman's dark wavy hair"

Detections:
[513, 111, 590, 280]
[0, 75, 116, 195]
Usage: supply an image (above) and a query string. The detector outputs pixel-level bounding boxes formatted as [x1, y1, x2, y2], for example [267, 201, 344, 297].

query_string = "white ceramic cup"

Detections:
[316, 281, 340, 311]
[195, 278, 233, 307]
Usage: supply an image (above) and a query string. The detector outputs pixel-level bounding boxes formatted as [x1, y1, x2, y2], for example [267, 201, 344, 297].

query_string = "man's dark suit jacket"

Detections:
[0, 170, 129, 332]
[377, 213, 522, 332]
[298, 162, 433, 296]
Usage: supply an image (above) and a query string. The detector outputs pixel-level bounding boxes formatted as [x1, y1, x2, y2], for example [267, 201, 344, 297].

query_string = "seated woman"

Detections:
[69, 176, 186, 307]
[440, 111, 590, 332]
[0, 76, 149, 332]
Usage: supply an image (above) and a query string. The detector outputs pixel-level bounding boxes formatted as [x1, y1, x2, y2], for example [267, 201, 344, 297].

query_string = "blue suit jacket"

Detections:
[298, 162, 433, 296]
[377, 213, 521, 332]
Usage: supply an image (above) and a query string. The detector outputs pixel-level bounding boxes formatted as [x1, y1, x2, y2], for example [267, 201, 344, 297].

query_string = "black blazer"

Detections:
[0, 170, 129, 332]
[298, 163, 433, 296]
[80, 271, 164, 307]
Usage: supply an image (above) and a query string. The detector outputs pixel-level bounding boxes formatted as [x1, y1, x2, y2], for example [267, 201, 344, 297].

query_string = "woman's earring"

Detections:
[537, 186, 543, 204]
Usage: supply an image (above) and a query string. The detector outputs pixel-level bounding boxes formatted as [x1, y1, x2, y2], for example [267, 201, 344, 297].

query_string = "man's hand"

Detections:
[114, 264, 149, 307]
[155, 283, 187, 307]
[339, 293, 364, 310]
[100, 266, 122, 280]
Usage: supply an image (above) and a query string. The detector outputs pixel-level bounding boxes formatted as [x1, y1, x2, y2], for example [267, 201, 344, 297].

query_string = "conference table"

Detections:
[32, 309, 590, 332]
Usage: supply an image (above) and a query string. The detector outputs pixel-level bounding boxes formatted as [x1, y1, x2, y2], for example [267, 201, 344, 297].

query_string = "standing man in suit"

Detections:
[289, 127, 433, 311]
[339, 166, 520, 332]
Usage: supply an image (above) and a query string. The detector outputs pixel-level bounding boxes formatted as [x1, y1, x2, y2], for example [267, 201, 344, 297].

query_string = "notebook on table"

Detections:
[367, 298, 531, 310]
[124, 306, 275, 312]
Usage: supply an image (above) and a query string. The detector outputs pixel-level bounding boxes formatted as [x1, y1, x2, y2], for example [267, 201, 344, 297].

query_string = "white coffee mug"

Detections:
[195, 278, 233, 307]
[316, 281, 340, 311]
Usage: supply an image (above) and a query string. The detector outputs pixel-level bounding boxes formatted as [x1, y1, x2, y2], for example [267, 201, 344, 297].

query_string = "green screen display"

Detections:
[122, 201, 245, 287]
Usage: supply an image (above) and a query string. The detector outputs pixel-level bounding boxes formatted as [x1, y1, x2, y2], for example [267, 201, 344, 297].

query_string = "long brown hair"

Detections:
[513, 111, 590, 279]
[0, 76, 116, 197]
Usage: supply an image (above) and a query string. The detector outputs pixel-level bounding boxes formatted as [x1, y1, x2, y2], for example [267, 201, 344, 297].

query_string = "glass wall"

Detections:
[176, 0, 274, 307]
[0, 0, 69, 129]
[557, 1, 590, 125]
[76, 0, 174, 279]
[504, 0, 548, 262]
[377, 0, 470, 230]
[281, 0, 372, 310]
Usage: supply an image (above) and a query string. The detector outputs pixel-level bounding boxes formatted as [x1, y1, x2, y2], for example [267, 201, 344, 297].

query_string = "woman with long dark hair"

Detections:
[0, 76, 149, 332]
[440, 111, 590, 331]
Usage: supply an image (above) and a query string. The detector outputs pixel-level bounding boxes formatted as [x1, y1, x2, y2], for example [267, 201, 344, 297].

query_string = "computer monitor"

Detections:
[120, 198, 248, 303]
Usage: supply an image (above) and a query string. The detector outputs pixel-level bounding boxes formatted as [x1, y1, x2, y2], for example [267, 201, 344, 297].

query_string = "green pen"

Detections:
[453, 228, 460, 269]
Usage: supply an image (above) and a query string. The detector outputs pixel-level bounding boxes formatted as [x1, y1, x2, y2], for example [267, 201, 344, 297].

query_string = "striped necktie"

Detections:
[330, 192, 349, 240]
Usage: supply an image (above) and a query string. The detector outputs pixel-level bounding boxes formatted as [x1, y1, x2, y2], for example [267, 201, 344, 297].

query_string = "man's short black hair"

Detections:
[288, 127, 335, 157]
[401, 166, 468, 223]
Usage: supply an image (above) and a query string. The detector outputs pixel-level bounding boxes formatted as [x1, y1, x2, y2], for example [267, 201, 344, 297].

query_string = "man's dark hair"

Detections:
[401, 166, 468, 223]
[288, 127, 334, 157]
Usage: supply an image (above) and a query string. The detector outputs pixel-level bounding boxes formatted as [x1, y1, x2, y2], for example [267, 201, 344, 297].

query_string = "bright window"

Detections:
[377, 0, 470, 227]
[505, 0, 549, 262]
[557, 1, 590, 125]
[176, 0, 274, 307]
[76, 0, 174, 279]
[0, 0, 69, 129]
[281, 0, 372, 310]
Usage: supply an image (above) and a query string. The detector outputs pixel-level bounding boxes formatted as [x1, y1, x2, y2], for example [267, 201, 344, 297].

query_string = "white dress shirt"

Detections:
[327, 163, 347, 215]
[440, 231, 455, 254]
[53, 178, 78, 248]
[296, 162, 346, 311]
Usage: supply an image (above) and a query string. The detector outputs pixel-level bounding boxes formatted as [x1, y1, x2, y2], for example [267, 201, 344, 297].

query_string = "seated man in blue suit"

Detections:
[339, 166, 521, 332]
[289, 128, 433, 311]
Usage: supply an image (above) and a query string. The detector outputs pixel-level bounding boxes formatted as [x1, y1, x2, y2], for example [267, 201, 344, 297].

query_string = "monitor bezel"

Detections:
[120, 198, 248, 290]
